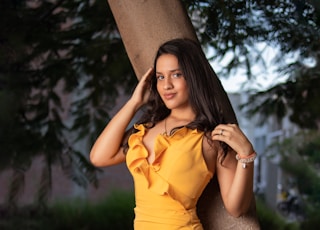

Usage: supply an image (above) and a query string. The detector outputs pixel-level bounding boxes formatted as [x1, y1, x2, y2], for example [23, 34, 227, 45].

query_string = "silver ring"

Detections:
[220, 129, 224, 135]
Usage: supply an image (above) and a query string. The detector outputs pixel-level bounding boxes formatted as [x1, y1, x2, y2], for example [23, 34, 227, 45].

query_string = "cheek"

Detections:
[181, 85, 191, 101]
[177, 82, 188, 94]
[156, 80, 167, 90]
[156, 82, 161, 92]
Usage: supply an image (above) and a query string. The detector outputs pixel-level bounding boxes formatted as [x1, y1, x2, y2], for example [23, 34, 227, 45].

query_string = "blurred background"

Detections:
[0, 0, 319, 229]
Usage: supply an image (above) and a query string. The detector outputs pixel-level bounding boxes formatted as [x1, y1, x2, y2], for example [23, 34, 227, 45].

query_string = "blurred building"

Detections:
[228, 92, 300, 210]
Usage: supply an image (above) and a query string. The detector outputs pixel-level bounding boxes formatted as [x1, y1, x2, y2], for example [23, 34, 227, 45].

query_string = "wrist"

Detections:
[127, 98, 143, 111]
[237, 151, 256, 159]
[236, 152, 257, 169]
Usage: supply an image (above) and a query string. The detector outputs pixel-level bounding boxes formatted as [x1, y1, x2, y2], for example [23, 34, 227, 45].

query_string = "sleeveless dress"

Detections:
[126, 124, 213, 230]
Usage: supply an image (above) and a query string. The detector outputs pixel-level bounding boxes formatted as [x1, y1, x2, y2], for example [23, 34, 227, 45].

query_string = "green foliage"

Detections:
[0, 0, 134, 205]
[0, 190, 135, 230]
[256, 198, 300, 230]
[184, 0, 319, 74]
[267, 130, 320, 215]
[300, 208, 320, 230]
[241, 66, 320, 129]
[183, 0, 320, 129]
[46, 190, 135, 230]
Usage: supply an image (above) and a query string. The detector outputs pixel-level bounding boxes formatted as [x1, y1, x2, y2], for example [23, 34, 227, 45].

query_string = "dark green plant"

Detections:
[300, 209, 320, 230]
[45, 190, 135, 230]
[0, 190, 135, 230]
[184, 0, 320, 130]
[0, 0, 133, 207]
[267, 130, 320, 222]
[256, 198, 300, 230]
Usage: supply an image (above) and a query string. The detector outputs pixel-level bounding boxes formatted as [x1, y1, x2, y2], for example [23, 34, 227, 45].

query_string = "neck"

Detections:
[163, 110, 195, 136]
[168, 109, 196, 122]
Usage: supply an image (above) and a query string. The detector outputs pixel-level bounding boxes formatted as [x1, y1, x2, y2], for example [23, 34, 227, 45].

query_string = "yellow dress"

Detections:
[126, 124, 213, 230]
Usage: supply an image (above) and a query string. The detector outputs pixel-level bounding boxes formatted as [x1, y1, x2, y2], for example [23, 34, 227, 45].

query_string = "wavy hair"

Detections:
[138, 38, 228, 131]
[123, 38, 237, 156]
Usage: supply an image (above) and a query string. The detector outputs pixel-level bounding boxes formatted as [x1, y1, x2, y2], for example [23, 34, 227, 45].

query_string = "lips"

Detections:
[163, 93, 176, 100]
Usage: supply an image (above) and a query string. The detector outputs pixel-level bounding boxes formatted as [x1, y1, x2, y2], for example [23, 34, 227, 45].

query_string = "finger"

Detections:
[211, 126, 253, 155]
[211, 128, 228, 139]
[214, 123, 237, 131]
[140, 67, 154, 82]
[211, 124, 232, 135]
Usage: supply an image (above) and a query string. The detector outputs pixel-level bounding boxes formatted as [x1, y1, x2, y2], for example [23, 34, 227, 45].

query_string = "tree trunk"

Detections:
[107, 0, 260, 229]
[108, 0, 197, 78]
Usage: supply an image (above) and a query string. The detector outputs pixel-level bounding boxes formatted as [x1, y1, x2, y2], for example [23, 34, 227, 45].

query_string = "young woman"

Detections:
[90, 38, 256, 229]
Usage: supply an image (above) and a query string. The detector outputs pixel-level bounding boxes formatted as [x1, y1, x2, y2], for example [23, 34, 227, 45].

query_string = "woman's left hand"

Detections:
[211, 124, 254, 157]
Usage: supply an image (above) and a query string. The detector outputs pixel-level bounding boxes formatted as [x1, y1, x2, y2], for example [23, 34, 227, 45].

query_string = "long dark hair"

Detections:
[139, 38, 228, 130]
[122, 38, 237, 156]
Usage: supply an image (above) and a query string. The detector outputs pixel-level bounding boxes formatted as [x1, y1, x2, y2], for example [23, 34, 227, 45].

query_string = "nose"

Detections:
[163, 77, 173, 90]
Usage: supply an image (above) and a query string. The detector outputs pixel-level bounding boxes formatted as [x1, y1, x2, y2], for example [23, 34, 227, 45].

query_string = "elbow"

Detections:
[89, 153, 99, 167]
[90, 155, 107, 168]
[89, 148, 121, 167]
[89, 149, 103, 167]
[225, 202, 251, 218]
[224, 192, 254, 217]
[227, 209, 244, 218]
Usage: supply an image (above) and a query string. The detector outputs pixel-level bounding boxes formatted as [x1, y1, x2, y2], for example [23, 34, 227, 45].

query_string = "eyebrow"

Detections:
[156, 68, 181, 74]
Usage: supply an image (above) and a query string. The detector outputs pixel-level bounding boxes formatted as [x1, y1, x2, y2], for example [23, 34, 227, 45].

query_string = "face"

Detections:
[156, 54, 190, 110]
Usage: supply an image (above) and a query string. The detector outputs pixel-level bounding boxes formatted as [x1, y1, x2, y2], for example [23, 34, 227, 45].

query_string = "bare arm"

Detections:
[90, 68, 154, 167]
[211, 124, 255, 217]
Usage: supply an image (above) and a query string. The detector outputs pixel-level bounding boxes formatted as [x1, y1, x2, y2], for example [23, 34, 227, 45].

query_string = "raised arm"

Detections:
[90, 67, 154, 167]
[211, 124, 255, 217]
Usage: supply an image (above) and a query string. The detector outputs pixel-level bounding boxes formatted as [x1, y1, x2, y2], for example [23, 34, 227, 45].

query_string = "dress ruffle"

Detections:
[127, 124, 170, 195]
[126, 124, 211, 206]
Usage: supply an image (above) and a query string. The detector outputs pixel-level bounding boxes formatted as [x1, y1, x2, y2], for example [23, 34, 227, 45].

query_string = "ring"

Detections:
[220, 129, 224, 135]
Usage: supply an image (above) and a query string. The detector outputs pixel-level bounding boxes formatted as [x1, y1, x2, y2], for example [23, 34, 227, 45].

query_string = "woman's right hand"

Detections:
[90, 67, 154, 167]
[130, 67, 154, 108]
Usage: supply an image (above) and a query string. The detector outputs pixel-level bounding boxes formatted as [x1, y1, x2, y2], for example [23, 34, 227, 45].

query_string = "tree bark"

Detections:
[107, 0, 260, 229]
[108, 0, 197, 78]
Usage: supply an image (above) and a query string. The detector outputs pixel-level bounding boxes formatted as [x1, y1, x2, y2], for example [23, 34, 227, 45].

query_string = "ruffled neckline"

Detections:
[133, 123, 199, 140]
[126, 123, 200, 196]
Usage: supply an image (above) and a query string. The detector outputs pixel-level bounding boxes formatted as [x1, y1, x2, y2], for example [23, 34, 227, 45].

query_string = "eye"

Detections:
[172, 73, 183, 78]
[156, 75, 164, 80]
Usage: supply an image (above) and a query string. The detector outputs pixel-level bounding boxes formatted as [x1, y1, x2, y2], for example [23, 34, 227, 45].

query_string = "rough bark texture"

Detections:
[108, 0, 197, 78]
[107, 0, 260, 229]
[197, 176, 260, 230]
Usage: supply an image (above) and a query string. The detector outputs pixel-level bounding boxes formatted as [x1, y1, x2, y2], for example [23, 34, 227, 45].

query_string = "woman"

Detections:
[90, 38, 256, 229]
